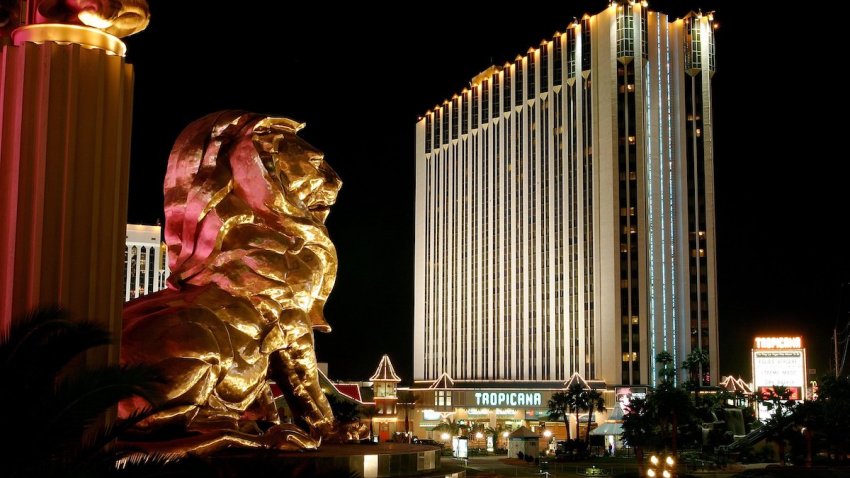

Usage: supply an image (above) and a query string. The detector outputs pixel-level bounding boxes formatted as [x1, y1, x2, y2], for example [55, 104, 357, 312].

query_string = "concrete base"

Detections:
[204, 443, 463, 478]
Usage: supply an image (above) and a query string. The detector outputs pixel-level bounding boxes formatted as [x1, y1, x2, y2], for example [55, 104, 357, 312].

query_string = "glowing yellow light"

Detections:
[78, 10, 112, 29]
[665, 456, 675, 466]
[650, 455, 659, 466]
[440, 433, 450, 441]
[543, 430, 552, 438]
[476, 432, 484, 439]
[647, 470, 656, 477]
[662, 471, 671, 478]
[502, 431, 510, 438]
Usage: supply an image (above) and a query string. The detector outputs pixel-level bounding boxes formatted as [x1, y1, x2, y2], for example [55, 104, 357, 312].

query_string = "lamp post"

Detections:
[646, 454, 676, 478]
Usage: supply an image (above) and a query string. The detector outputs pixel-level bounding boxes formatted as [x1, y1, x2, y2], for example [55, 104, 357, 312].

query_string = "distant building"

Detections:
[371, 355, 401, 441]
[124, 224, 168, 301]
[414, 2, 719, 388]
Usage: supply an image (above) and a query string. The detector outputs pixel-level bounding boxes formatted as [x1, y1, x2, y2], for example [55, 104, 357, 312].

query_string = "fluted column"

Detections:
[0, 24, 133, 366]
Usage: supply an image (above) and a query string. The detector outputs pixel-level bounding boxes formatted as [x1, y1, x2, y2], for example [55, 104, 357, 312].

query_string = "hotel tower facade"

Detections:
[414, 2, 718, 388]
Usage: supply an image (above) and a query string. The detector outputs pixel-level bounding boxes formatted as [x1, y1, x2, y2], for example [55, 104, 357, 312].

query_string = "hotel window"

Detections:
[462, 92, 469, 134]
[452, 97, 460, 140]
[514, 59, 523, 106]
[493, 74, 501, 116]
[503, 68, 511, 112]
[540, 44, 549, 93]
[472, 87, 479, 129]
[441, 105, 449, 144]
[435, 390, 452, 407]
[481, 80, 489, 122]
[425, 115, 432, 151]
[553, 35, 562, 85]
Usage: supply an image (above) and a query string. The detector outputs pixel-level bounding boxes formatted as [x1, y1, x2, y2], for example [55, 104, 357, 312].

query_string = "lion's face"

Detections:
[261, 119, 341, 226]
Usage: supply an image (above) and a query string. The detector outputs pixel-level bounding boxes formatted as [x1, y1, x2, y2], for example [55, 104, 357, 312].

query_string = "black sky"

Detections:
[124, 2, 848, 383]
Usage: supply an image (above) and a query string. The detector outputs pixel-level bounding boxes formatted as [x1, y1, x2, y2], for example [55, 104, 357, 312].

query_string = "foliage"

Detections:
[432, 417, 467, 437]
[682, 348, 710, 394]
[756, 385, 797, 464]
[793, 375, 850, 462]
[621, 397, 657, 451]
[325, 392, 361, 424]
[548, 389, 575, 440]
[359, 404, 379, 440]
[0, 308, 163, 478]
[620, 351, 699, 460]
[584, 390, 606, 443]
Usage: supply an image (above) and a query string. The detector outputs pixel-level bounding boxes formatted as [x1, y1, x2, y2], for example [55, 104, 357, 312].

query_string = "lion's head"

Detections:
[162, 111, 341, 331]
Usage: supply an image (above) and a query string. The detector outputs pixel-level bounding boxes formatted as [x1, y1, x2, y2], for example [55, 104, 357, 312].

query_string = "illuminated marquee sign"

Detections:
[754, 337, 801, 349]
[474, 392, 542, 407]
[752, 336, 807, 420]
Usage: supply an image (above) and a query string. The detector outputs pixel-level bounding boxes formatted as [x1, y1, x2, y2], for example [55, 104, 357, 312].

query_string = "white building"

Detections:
[124, 224, 168, 301]
[414, 2, 718, 387]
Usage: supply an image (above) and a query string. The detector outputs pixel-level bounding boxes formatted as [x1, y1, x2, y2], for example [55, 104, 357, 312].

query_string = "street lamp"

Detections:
[647, 454, 675, 478]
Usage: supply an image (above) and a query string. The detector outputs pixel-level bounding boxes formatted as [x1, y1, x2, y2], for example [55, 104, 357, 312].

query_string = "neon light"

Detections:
[657, 18, 668, 373]
[754, 337, 802, 349]
[646, 49, 657, 386]
[665, 21, 677, 378]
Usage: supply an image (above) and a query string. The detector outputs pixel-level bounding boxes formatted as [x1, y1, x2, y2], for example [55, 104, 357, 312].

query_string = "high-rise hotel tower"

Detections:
[414, 2, 718, 387]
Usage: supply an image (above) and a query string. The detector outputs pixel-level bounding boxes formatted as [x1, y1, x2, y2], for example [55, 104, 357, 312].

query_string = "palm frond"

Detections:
[0, 307, 112, 388]
[48, 365, 164, 437]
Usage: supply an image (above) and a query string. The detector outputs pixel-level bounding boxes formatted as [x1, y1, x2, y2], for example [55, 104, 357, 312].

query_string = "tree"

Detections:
[795, 375, 850, 462]
[584, 390, 606, 443]
[565, 384, 585, 442]
[360, 404, 379, 441]
[397, 390, 418, 442]
[651, 351, 696, 454]
[621, 397, 655, 474]
[0, 308, 163, 477]
[759, 385, 797, 464]
[432, 417, 467, 445]
[547, 390, 574, 441]
[325, 393, 361, 425]
[682, 348, 710, 398]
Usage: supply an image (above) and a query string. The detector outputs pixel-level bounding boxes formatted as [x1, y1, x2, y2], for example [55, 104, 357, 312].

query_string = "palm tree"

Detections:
[584, 390, 606, 443]
[0, 308, 163, 477]
[360, 404, 379, 441]
[759, 385, 796, 464]
[571, 385, 589, 443]
[397, 390, 418, 442]
[432, 417, 467, 442]
[682, 348, 710, 398]
[547, 391, 573, 441]
[651, 351, 694, 455]
[326, 393, 361, 426]
[621, 397, 655, 475]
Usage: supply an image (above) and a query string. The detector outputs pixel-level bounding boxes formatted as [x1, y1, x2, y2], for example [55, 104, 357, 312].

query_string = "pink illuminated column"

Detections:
[0, 24, 134, 366]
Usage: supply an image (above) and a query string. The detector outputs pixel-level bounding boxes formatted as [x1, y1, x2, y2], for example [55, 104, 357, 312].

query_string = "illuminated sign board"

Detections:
[615, 386, 647, 415]
[422, 410, 442, 421]
[752, 336, 807, 420]
[753, 351, 805, 388]
[754, 337, 801, 349]
[474, 392, 542, 407]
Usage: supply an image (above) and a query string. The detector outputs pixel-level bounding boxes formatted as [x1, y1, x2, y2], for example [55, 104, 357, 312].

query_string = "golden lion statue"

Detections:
[0, 0, 150, 38]
[120, 111, 342, 454]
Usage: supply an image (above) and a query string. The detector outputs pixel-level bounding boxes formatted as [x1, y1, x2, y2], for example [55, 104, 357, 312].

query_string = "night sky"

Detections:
[124, 2, 847, 383]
